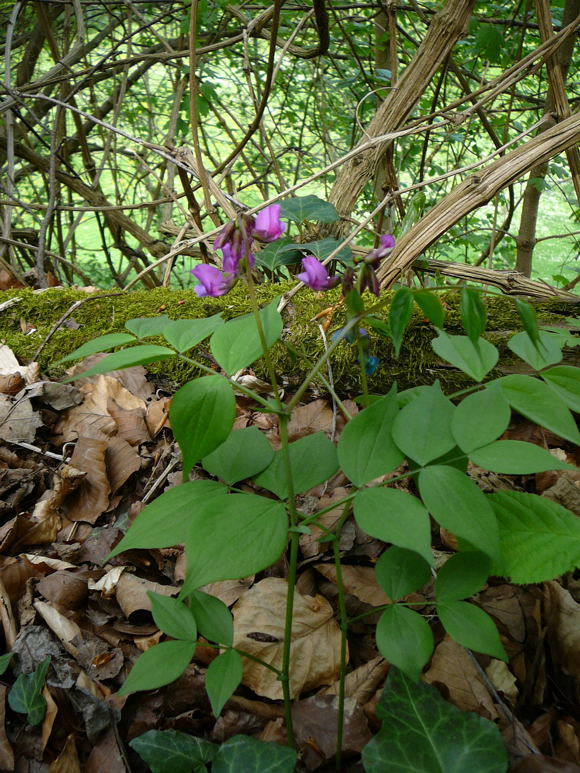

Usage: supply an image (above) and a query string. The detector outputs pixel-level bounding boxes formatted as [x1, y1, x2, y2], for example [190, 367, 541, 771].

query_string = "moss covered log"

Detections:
[0, 286, 577, 396]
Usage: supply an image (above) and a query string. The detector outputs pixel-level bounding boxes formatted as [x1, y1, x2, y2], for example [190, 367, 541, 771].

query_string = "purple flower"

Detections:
[380, 234, 396, 250]
[297, 256, 339, 291]
[191, 264, 233, 297]
[253, 204, 286, 242]
[221, 242, 255, 276]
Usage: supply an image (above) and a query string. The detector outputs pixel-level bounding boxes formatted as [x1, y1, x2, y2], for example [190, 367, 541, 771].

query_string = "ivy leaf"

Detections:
[8, 657, 51, 725]
[130, 729, 217, 773]
[212, 735, 297, 773]
[362, 668, 508, 772]
[289, 237, 353, 265]
[255, 237, 302, 270]
[279, 195, 339, 224]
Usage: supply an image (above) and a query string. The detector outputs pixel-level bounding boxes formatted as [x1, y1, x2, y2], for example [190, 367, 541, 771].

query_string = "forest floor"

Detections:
[0, 342, 579, 773]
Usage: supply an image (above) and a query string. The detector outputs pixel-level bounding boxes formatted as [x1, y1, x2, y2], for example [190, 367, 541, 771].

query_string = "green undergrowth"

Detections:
[0, 286, 577, 395]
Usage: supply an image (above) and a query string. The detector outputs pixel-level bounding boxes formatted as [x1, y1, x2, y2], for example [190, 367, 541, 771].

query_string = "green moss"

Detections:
[0, 286, 576, 397]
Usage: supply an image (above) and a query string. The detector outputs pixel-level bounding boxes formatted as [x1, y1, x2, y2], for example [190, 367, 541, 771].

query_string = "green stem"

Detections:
[357, 337, 369, 402]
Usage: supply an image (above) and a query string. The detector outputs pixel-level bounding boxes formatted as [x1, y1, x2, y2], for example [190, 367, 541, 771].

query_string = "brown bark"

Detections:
[376, 111, 580, 289]
[327, 0, 475, 232]
[515, 0, 580, 275]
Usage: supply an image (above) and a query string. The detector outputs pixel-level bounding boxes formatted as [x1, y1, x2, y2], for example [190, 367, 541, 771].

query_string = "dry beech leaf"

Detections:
[546, 581, 580, 679]
[200, 577, 254, 607]
[0, 344, 39, 384]
[486, 659, 518, 704]
[85, 727, 126, 773]
[232, 577, 343, 700]
[37, 571, 88, 610]
[106, 398, 150, 446]
[288, 399, 337, 441]
[115, 573, 178, 621]
[0, 393, 44, 443]
[0, 577, 19, 648]
[40, 686, 58, 755]
[512, 755, 580, 772]
[300, 487, 351, 559]
[314, 564, 390, 607]
[424, 638, 499, 721]
[145, 397, 171, 437]
[324, 656, 389, 705]
[49, 734, 81, 773]
[32, 464, 86, 522]
[106, 437, 141, 495]
[0, 685, 14, 771]
[64, 438, 110, 523]
[33, 600, 83, 659]
[89, 566, 126, 596]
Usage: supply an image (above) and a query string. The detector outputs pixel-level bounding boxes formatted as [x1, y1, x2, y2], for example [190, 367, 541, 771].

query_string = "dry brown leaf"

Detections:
[32, 463, 86, 522]
[0, 344, 39, 384]
[33, 600, 83, 659]
[424, 638, 499, 721]
[288, 399, 336, 441]
[299, 487, 351, 559]
[512, 755, 580, 772]
[115, 572, 178, 621]
[37, 571, 88, 610]
[546, 582, 580, 679]
[324, 656, 389, 705]
[0, 685, 14, 771]
[49, 734, 81, 773]
[200, 577, 254, 607]
[107, 398, 150, 445]
[145, 397, 171, 437]
[106, 437, 141, 495]
[0, 393, 44, 443]
[0, 577, 17, 648]
[85, 727, 126, 773]
[314, 564, 390, 607]
[64, 438, 110, 523]
[40, 686, 58, 755]
[232, 577, 343, 700]
[486, 659, 518, 704]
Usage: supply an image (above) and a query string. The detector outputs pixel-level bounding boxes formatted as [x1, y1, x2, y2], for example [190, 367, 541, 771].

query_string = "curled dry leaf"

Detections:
[200, 577, 254, 607]
[0, 686, 14, 771]
[546, 581, 580, 679]
[0, 343, 39, 384]
[115, 572, 178, 621]
[0, 393, 44, 443]
[106, 398, 150, 446]
[41, 686, 58, 756]
[64, 438, 110, 523]
[32, 463, 86, 522]
[314, 564, 390, 607]
[232, 577, 343, 700]
[105, 437, 141, 495]
[49, 734, 81, 773]
[486, 659, 518, 704]
[323, 656, 389, 705]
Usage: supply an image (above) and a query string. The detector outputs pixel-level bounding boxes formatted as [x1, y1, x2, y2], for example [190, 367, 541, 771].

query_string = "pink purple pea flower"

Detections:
[297, 256, 339, 291]
[253, 204, 286, 242]
[191, 264, 233, 297]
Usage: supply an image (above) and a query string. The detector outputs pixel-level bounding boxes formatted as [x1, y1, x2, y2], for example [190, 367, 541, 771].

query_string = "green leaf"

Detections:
[170, 375, 236, 479]
[389, 288, 413, 358]
[188, 591, 233, 646]
[148, 593, 197, 641]
[56, 332, 137, 364]
[414, 290, 445, 328]
[65, 345, 176, 380]
[354, 488, 433, 567]
[418, 466, 500, 560]
[291, 236, 353, 265]
[202, 427, 274, 484]
[338, 388, 404, 486]
[162, 314, 223, 353]
[125, 315, 172, 338]
[119, 640, 196, 695]
[460, 287, 487, 343]
[507, 331, 563, 371]
[375, 547, 432, 600]
[474, 23, 505, 63]
[8, 657, 50, 725]
[432, 332, 498, 382]
[438, 601, 506, 660]
[469, 440, 575, 474]
[515, 299, 541, 348]
[279, 195, 339, 224]
[130, 729, 217, 773]
[206, 649, 243, 717]
[435, 552, 490, 602]
[392, 381, 456, 466]
[452, 386, 511, 453]
[256, 237, 302, 270]
[182, 494, 287, 592]
[489, 490, 580, 583]
[541, 365, 580, 412]
[0, 652, 14, 675]
[210, 298, 282, 375]
[499, 375, 580, 444]
[362, 667, 508, 773]
[375, 606, 433, 682]
[212, 735, 297, 773]
[253, 431, 338, 499]
[107, 481, 227, 558]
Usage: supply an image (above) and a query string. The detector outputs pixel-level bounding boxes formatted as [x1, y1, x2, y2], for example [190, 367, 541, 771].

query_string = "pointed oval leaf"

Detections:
[438, 601, 506, 660]
[210, 298, 282, 375]
[362, 668, 508, 773]
[432, 332, 498, 382]
[541, 365, 580, 412]
[148, 593, 197, 641]
[253, 431, 338, 499]
[212, 735, 297, 773]
[56, 332, 137, 364]
[392, 382, 456, 466]
[125, 315, 172, 338]
[279, 195, 338, 224]
[130, 729, 217, 773]
[460, 287, 487, 343]
[107, 480, 227, 558]
[499, 375, 580, 444]
[389, 288, 413, 358]
[188, 590, 233, 646]
[515, 298, 541, 347]
[338, 388, 404, 486]
[119, 640, 196, 695]
[162, 314, 224, 353]
[170, 375, 236, 479]
[414, 290, 445, 328]
[206, 649, 243, 717]
[182, 494, 288, 592]
[435, 552, 490, 602]
[375, 606, 433, 682]
[452, 386, 511, 452]
[354, 488, 433, 567]
[489, 490, 580, 583]
[202, 427, 274, 484]
[418, 465, 500, 561]
[507, 330, 563, 371]
[469, 440, 575, 474]
[375, 547, 432, 601]
[66, 345, 175, 380]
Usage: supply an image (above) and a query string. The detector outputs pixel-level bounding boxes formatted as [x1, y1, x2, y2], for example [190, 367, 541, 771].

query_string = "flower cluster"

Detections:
[191, 205, 286, 298]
